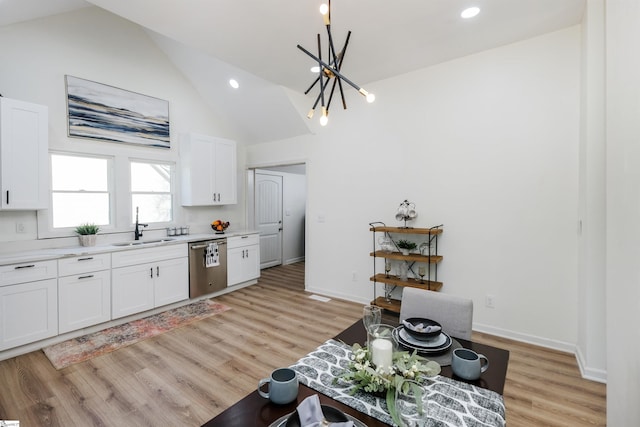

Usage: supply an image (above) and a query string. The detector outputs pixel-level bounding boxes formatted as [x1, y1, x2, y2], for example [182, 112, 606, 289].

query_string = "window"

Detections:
[130, 160, 173, 223]
[51, 153, 111, 228]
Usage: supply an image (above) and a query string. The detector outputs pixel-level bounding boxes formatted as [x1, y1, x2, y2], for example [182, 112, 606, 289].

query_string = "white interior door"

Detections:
[256, 172, 283, 269]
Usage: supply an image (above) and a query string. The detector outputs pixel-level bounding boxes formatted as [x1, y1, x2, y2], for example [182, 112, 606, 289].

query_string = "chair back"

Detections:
[400, 288, 473, 340]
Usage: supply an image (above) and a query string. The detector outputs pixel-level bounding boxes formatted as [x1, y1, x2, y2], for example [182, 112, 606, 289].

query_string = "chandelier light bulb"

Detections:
[319, 3, 329, 15]
[366, 93, 376, 103]
[229, 79, 239, 89]
[320, 107, 329, 126]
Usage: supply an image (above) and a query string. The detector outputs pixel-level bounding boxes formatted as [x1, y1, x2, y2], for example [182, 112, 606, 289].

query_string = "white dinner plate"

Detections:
[399, 328, 447, 347]
[393, 326, 452, 354]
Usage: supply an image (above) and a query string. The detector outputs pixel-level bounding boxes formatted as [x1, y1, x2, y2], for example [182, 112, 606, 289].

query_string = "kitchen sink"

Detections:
[112, 238, 175, 247]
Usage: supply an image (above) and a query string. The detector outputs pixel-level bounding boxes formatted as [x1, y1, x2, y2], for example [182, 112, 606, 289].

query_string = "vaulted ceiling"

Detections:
[0, 0, 586, 144]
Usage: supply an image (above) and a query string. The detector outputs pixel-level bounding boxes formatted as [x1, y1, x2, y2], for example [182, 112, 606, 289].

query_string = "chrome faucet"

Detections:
[134, 206, 148, 240]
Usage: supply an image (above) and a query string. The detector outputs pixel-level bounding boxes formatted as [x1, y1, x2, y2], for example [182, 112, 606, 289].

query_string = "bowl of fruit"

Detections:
[211, 220, 230, 234]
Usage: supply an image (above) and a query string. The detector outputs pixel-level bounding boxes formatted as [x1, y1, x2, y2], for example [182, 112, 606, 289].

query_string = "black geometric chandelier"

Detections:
[297, 0, 375, 126]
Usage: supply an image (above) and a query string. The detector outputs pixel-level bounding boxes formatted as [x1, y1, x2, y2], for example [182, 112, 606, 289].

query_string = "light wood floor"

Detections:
[0, 262, 606, 426]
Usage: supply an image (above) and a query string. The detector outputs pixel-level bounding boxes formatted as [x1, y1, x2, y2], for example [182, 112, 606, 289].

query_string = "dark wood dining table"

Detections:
[202, 319, 509, 427]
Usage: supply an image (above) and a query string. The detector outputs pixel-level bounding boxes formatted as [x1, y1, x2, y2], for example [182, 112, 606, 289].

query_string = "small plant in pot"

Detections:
[397, 239, 417, 255]
[75, 223, 99, 247]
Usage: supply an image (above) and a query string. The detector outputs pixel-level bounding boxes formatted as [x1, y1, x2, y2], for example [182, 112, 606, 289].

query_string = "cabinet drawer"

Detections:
[58, 253, 111, 276]
[0, 260, 57, 287]
[227, 234, 259, 249]
[111, 244, 188, 268]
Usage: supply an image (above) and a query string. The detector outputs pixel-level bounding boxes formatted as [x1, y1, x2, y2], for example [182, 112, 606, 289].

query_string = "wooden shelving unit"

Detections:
[369, 224, 443, 314]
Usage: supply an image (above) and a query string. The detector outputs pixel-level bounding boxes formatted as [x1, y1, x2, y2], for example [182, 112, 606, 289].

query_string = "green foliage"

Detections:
[334, 343, 441, 426]
[74, 223, 100, 235]
[397, 239, 417, 250]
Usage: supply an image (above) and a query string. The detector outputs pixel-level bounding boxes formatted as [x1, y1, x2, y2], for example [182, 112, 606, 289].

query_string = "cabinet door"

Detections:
[0, 98, 48, 210]
[154, 257, 188, 307]
[58, 270, 111, 334]
[243, 245, 260, 282]
[180, 133, 236, 206]
[214, 138, 237, 204]
[227, 245, 260, 287]
[227, 246, 245, 286]
[180, 133, 215, 206]
[0, 278, 57, 351]
[111, 263, 155, 319]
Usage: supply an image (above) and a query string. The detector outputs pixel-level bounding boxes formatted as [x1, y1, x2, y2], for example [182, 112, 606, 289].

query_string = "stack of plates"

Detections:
[393, 325, 452, 354]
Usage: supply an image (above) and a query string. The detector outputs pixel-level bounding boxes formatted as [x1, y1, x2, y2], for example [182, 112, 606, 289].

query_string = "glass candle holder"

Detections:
[367, 324, 396, 373]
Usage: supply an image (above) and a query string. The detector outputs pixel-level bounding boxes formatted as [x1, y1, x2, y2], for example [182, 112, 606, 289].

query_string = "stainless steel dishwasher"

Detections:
[189, 238, 227, 298]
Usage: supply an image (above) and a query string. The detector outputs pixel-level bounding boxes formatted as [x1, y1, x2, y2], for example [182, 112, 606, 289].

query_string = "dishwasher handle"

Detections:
[190, 241, 227, 250]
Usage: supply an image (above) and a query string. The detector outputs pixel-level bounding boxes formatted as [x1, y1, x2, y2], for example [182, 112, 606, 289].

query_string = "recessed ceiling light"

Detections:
[229, 79, 239, 89]
[461, 7, 480, 19]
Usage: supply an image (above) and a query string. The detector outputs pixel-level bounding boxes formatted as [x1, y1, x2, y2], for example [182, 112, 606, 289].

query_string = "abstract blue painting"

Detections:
[66, 75, 170, 149]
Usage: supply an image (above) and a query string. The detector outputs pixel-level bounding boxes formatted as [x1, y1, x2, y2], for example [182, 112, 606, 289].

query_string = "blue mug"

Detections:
[258, 368, 299, 404]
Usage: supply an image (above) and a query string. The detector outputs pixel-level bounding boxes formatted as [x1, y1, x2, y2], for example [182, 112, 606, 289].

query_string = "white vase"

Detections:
[401, 249, 410, 256]
[79, 234, 97, 247]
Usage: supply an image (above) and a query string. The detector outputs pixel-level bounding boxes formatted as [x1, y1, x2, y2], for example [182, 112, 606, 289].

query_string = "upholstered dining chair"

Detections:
[399, 288, 474, 340]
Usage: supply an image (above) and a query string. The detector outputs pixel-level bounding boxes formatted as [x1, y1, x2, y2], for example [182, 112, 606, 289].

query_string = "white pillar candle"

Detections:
[371, 338, 393, 372]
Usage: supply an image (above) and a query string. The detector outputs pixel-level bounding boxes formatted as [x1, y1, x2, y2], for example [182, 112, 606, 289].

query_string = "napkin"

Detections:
[296, 395, 354, 427]
[402, 319, 441, 333]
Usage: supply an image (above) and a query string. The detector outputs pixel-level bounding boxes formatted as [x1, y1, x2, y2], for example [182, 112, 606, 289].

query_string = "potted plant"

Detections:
[75, 223, 100, 247]
[397, 239, 417, 255]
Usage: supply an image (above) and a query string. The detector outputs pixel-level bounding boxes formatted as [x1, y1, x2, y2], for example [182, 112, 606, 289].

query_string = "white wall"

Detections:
[576, 0, 607, 382]
[0, 7, 246, 251]
[248, 27, 581, 350]
[605, 0, 640, 424]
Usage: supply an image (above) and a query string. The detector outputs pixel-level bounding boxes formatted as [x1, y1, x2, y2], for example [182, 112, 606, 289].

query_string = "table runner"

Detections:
[290, 339, 506, 426]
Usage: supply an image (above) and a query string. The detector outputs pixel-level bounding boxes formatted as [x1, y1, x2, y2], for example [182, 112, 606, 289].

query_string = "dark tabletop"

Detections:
[202, 319, 509, 427]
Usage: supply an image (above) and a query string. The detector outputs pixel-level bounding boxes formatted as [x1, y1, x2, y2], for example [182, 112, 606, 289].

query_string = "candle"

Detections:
[371, 338, 393, 372]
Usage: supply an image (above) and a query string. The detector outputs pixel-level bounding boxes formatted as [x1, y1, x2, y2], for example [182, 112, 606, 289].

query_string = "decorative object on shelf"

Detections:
[211, 219, 230, 234]
[397, 239, 417, 256]
[65, 75, 170, 149]
[378, 235, 394, 253]
[336, 337, 440, 426]
[395, 200, 417, 227]
[296, 0, 375, 127]
[74, 223, 99, 246]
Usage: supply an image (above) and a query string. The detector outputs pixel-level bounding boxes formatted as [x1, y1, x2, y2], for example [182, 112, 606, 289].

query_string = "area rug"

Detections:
[43, 299, 230, 370]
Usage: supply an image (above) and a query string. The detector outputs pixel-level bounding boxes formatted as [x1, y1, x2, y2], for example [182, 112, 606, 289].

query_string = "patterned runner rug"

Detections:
[43, 299, 230, 370]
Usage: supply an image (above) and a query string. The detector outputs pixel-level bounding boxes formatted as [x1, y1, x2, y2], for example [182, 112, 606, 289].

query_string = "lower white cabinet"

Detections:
[111, 244, 188, 319]
[227, 234, 260, 287]
[0, 278, 58, 351]
[58, 254, 111, 334]
[58, 272, 111, 334]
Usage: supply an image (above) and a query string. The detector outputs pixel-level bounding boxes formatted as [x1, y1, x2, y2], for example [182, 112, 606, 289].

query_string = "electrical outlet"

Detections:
[16, 222, 26, 233]
[485, 294, 495, 309]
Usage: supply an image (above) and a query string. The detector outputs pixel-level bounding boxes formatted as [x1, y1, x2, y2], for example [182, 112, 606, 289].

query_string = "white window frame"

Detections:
[128, 158, 176, 228]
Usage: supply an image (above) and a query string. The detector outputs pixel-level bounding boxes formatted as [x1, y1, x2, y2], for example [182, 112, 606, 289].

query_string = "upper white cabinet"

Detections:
[180, 133, 237, 206]
[0, 97, 48, 210]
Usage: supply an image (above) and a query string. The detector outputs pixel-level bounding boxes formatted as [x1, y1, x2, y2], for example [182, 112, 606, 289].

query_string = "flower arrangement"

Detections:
[336, 343, 440, 425]
[211, 220, 230, 233]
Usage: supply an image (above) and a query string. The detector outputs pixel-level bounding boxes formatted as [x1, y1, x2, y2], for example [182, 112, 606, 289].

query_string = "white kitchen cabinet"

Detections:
[227, 234, 260, 287]
[58, 254, 111, 334]
[0, 97, 48, 210]
[0, 260, 57, 351]
[180, 133, 237, 206]
[111, 244, 188, 319]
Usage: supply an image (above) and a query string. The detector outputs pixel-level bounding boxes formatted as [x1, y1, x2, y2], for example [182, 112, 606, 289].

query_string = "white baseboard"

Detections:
[575, 345, 607, 383]
[284, 256, 305, 265]
[474, 322, 607, 384]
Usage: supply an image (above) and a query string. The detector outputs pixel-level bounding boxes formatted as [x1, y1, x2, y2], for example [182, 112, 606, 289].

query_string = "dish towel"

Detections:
[297, 395, 353, 427]
[205, 242, 219, 268]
